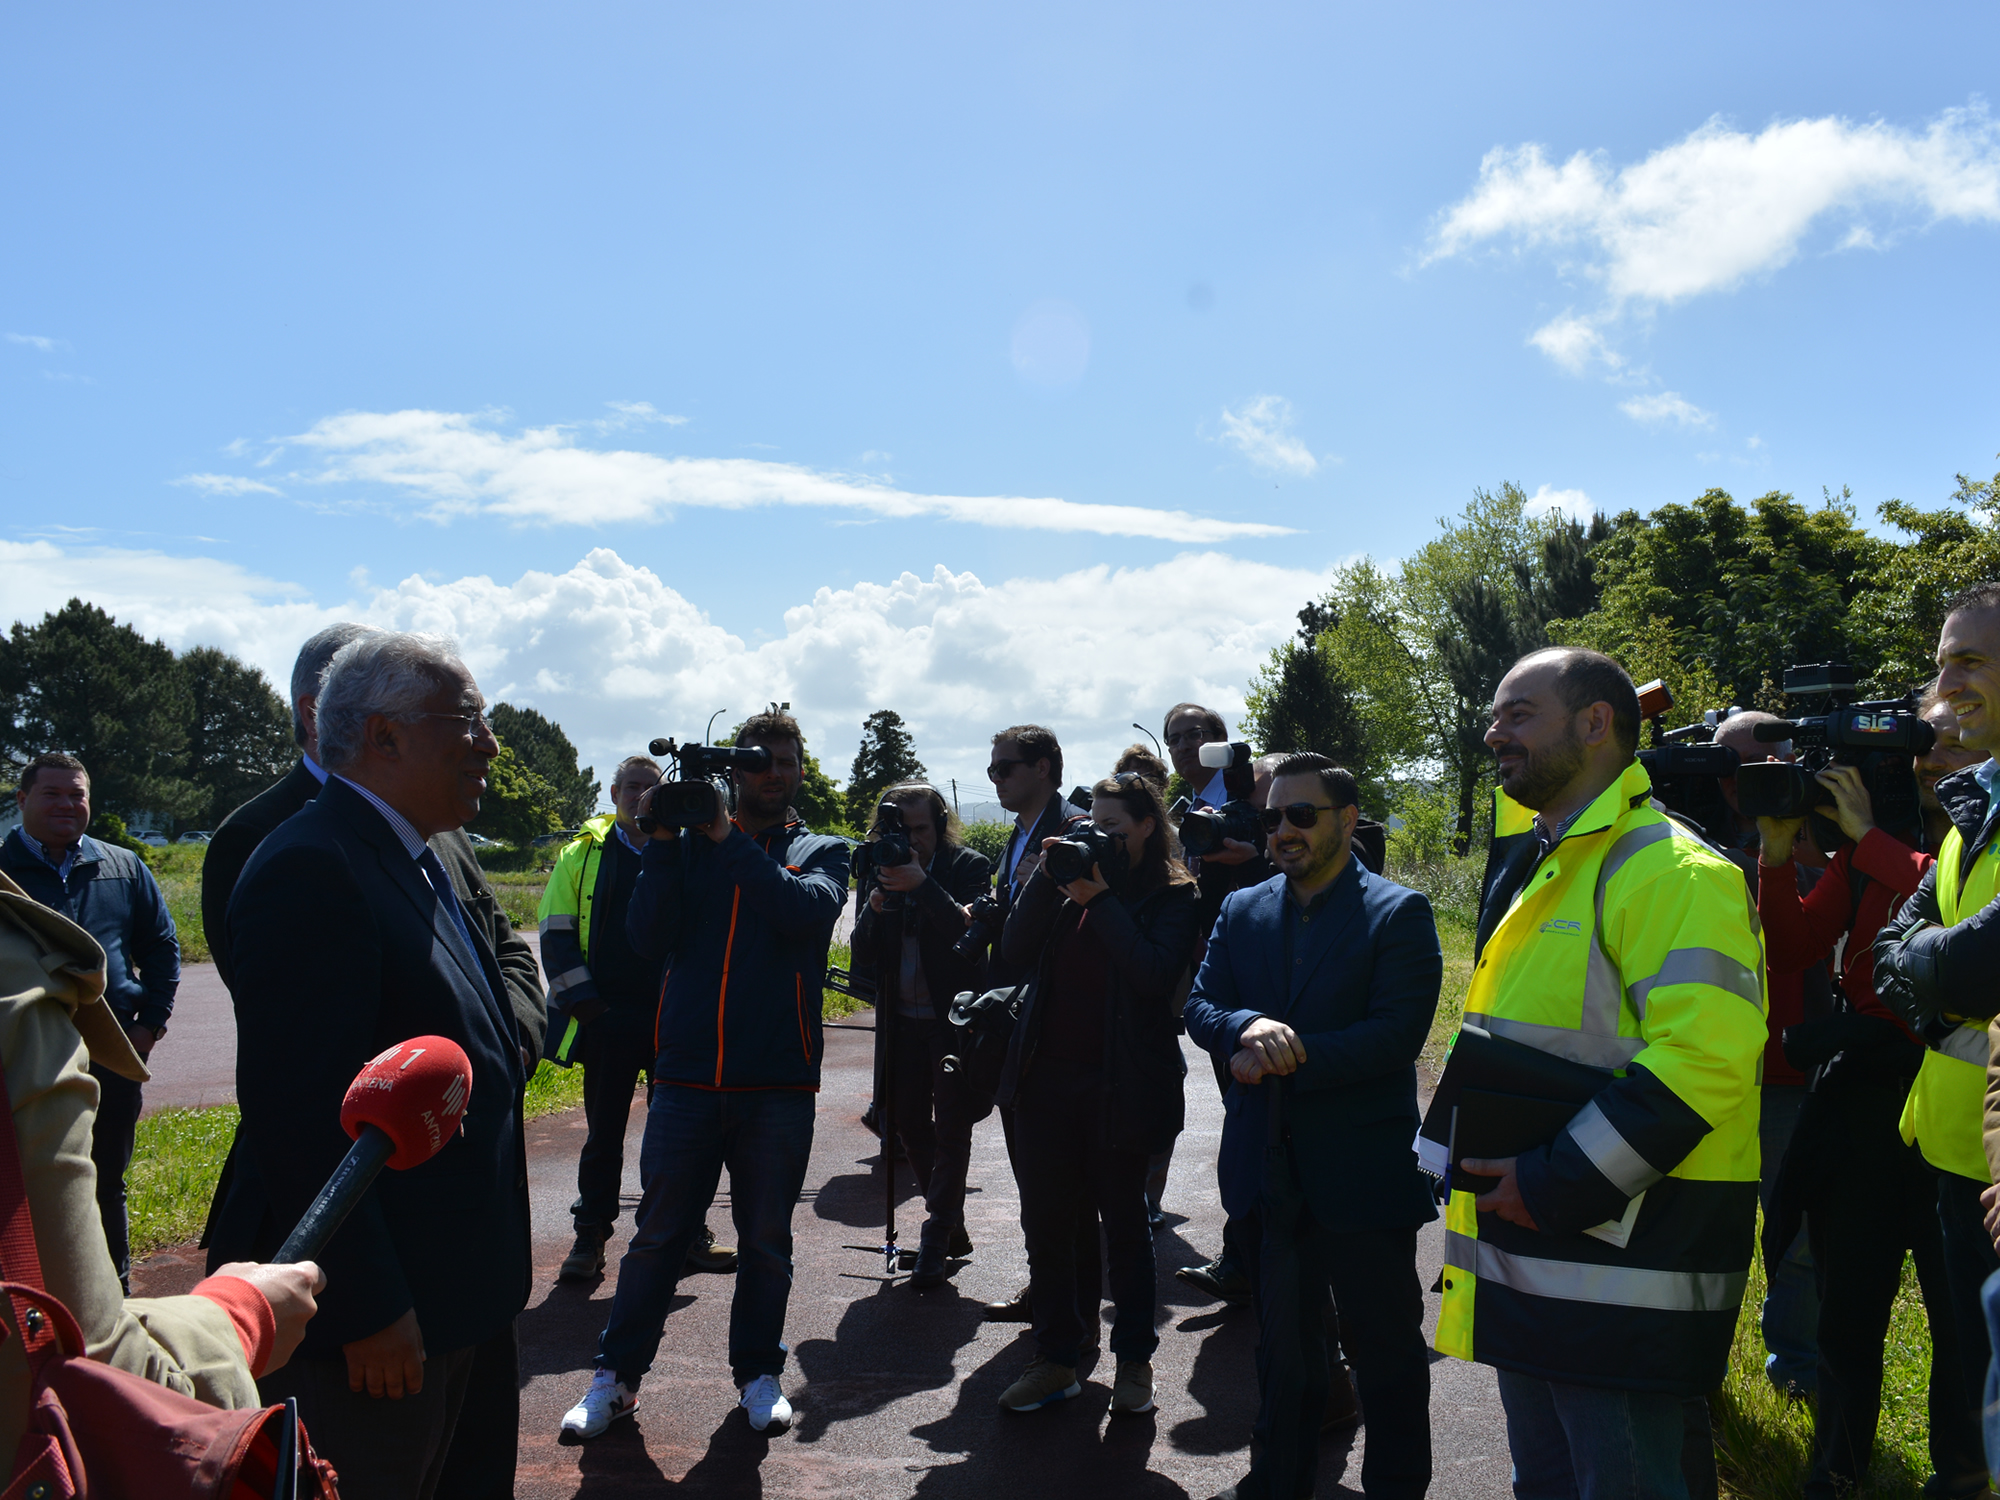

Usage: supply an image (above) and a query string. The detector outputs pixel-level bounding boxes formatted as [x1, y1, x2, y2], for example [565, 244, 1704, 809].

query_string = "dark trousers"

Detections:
[88, 1061, 142, 1292]
[885, 1014, 981, 1244]
[259, 1344, 478, 1500]
[597, 1085, 815, 1385]
[574, 1004, 655, 1231]
[1936, 1171, 2000, 1455]
[1803, 1087, 1981, 1496]
[1211, 1051, 1255, 1273]
[1012, 1065, 1156, 1368]
[433, 1320, 520, 1500]
[1253, 1150, 1431, 1500]
[1000, 1102, 1100, 1315]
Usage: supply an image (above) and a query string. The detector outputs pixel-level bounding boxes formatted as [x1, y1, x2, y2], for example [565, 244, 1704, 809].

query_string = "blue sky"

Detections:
[5, 2, 1999, 803]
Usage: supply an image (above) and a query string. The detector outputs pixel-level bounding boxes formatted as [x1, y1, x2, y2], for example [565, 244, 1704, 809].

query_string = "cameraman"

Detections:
[992, 772, 1197, 1418]
[561, 711, 849, 1441]
[1756, 694, 1986, 1498]
[1164, 704, 1267, 1308]
[850, 782, 993, 1289]
[1878, 583, 2000, 1473]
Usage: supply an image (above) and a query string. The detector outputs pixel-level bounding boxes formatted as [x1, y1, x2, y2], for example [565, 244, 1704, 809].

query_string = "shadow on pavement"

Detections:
[573, 1411, 772, 1497]
[519, 1278, 695, 1383]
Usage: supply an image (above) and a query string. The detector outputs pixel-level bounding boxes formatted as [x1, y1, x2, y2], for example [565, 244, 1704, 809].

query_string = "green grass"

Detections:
[1391, 857, 1943, 1500]
[139, 843, 211, 965]
[129, 1103, 237, 1257]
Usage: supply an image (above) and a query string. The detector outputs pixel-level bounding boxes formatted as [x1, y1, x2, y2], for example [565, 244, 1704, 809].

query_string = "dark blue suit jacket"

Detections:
[1183, 856, 1442, 1231]
[212, 777, 531, 1358]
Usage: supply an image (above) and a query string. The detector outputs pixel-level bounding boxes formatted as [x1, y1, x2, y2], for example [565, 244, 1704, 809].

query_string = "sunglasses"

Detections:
[986, 758, 1028, 782]
[1258, 802, 1344, 833]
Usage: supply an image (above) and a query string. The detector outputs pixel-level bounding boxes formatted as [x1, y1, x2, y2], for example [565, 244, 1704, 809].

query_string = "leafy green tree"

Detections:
[179, 646, 294, 828]
[845, 709, 926, 827]
[487, 703, 600, 825]
[468, 744, 562, 845]
[0, 599, 198, 820]
[1241, 600, 1374, 805]
[960, 819, 1013, 865]
[1848, 461, 2000, 690]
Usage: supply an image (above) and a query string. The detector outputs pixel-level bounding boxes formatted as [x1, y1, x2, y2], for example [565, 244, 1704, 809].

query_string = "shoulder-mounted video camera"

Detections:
[636, 736, 772, 834]
[1634, 680, 1740, 841]
[1735, 663, 1933, 846]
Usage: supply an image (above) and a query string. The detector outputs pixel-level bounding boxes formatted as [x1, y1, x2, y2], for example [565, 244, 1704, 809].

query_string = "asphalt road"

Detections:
[137, 1005, 1512, 1498]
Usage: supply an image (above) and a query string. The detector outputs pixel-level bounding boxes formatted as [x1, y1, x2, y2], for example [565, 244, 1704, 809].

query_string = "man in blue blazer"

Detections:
[212, 632, 530, 1500]
[1185, 753, 1442, 1500]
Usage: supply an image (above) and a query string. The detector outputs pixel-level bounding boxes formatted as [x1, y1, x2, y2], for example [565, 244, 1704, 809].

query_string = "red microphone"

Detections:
[274, 1037, 474, 1265]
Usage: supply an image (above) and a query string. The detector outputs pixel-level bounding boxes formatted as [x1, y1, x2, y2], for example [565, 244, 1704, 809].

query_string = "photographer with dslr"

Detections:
[561, 711, 849, 1441]
[1756, 693, 1986, 1498]
[1876, 583, 2000, 1474]
[850, 782, 994, 1289]
[991, 772, 1197, 1418]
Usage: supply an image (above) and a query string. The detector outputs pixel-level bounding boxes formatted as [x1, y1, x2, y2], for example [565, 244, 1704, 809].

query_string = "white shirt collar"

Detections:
[1193, 767, 1228, 808]
[1976, 758, 2000, 812]
[615, 822, 647, 855]
[332, 776, 428, 859]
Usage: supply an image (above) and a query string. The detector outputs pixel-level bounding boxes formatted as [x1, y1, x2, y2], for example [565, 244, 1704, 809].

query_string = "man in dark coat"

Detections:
[200, 622, 544, 1500]
[1185, 753, 1443, 1500]
[210, 630, 531, 1500]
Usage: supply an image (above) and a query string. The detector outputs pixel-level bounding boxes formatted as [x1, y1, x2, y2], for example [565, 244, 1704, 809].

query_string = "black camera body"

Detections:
[637, 737, 773, 834]
[1734, 664, 1934, 844]
[1044, 824, 1128, 886]
[852, 800, 916, 897]
[952, 894, 1005, 959]
[1173, 795, 1263, 858]
[1635, 696, 1742, 842]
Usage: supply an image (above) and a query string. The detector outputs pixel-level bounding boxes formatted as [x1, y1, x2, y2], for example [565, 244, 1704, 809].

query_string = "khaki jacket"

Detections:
[0, 871, 258, 1460]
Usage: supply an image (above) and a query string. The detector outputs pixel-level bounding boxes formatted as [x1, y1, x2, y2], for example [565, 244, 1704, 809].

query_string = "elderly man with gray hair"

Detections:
[207, 631, 533, 1500]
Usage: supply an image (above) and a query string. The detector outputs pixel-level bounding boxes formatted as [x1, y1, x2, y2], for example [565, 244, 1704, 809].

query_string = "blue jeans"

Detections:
[1496, 1370, 1688, 1500]
[595, 1085, 815, 1387]
[1759, 1084, 1819, 1393]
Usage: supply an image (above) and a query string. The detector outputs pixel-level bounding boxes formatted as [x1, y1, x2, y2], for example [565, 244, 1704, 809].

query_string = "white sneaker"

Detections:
[561, 1368, 639, 1439]
[738, 1373, 792, 1431]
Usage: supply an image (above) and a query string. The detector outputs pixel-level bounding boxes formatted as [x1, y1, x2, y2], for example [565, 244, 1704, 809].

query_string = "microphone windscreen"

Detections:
[340, 1036, 474, 1171]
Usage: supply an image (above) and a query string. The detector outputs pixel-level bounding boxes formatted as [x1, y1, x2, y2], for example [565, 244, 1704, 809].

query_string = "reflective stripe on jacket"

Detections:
[1436, 761, 1766, 1396]
[1898, 824, 2000, 1182]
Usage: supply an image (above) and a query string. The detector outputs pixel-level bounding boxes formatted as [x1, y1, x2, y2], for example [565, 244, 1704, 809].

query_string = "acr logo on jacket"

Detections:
[1538, 918, 1583, 935]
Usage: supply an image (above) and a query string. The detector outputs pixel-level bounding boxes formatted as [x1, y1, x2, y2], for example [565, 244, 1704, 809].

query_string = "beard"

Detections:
[1279, 824, 1350, 885]
[1499, 723, 1587, 810]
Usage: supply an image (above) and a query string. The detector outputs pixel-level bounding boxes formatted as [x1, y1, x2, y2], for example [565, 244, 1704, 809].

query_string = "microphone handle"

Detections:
[274, 1124, 396, 1265]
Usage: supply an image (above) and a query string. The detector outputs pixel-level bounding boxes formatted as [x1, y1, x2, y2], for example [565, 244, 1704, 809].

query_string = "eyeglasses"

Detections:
[417, 710, 492, 737]
[986, 759, 1027, 782]
[1258, 802, 1342, 833]
[1164, 730, 1220, 749]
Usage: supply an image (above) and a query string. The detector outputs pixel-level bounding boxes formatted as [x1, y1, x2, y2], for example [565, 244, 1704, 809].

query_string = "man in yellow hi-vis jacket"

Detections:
[1440, 647, 1766, 1499]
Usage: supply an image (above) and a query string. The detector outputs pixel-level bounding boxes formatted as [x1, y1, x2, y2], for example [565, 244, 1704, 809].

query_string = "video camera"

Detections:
[1735, 663, 1934, 844]
[1044, 824, 1128, 886]
[1634, 680, 1740, 841]
[1172, 795, 1262, 857]
[637, 736, 773, 834]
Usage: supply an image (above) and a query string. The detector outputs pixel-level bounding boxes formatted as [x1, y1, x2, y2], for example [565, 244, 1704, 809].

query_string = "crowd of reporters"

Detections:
[17, 583, 2000, 1498]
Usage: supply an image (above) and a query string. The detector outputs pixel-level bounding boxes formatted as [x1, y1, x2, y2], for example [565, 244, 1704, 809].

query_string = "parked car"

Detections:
[176, 831, 213, 844]
[465, 832, 497, 847]
[530, 829, 581, 848]
[133, 831, 169, 847]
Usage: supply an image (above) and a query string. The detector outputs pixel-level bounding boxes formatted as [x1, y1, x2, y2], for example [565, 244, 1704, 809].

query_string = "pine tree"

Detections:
[179, 646, 295, 827]
[488, 703, 601, 826]
[845, 710, 926, 827]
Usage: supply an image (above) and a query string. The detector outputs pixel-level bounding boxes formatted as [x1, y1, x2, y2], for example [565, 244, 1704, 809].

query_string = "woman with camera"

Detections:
[992, 772, 1196, 1419]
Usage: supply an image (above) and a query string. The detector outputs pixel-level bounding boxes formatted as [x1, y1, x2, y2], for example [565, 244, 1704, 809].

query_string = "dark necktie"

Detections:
[418, 848, 491, 998]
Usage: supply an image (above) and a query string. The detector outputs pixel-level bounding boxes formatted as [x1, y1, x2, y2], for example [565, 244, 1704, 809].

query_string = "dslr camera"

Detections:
[1735, 663, 1934, 844]
[1044, 824, 1128, 886]
[1634, 680, 1740, 841]
[952, 893, 1005, 959]
[852, 799, 917, 910]
[637, 736, 773, 834]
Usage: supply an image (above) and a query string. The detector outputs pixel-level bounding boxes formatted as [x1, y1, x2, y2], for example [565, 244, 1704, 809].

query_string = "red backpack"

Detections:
[0, 1065, 339, 1499]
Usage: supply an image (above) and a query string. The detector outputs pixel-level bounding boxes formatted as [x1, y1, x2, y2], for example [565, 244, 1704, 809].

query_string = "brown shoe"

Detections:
[1110, 1359, 1155, 1416]
[685, 1224, 738, 1274]
[560, 1227, 608, 1281]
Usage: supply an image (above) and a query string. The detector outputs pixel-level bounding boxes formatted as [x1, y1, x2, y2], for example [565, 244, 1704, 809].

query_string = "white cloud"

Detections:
[7, 333, 60, 352]
[1216, 395, 1319, 476]
[174, 473, 286, 497]
[596, 401, 687, 432]
[1523, 485, 1596, 522]
[1527, 313, 1624, 374]
[1618, 392, 1716, 428]
[1430, 103, 2000, 366]
[255, 408, 1288, 542]
[0, 541, 1334, 805]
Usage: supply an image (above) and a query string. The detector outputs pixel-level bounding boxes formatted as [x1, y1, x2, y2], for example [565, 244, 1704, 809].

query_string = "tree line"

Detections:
[1242, 457, 2000, 856]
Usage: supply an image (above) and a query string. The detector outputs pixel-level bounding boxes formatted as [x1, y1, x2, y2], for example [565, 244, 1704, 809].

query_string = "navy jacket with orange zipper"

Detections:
[625, 810, 850, 1090]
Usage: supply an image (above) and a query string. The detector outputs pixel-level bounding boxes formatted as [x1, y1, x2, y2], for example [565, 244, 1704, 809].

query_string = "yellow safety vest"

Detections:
[1435, 763, 1767, 1393]
[537, 814, 618, 1064]
[1898, 825, 2000, 1183]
